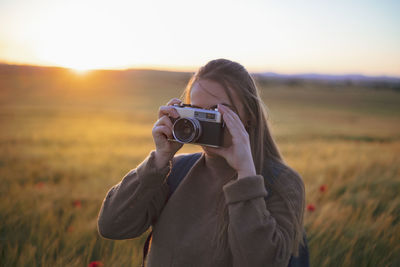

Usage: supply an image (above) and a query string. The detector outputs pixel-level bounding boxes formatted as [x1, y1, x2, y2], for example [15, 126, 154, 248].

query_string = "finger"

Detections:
[155, 115, 174, 129]
[167, 98, 182, 106]
[153, 125, 173, 139]
[158, 106, 180, 119]
[223, 113, 250, 146]
[222, 112, 239, 136]
[220, 104, 247, 133]
[219, 104, 244, 126]
[222, 111, 247, 136]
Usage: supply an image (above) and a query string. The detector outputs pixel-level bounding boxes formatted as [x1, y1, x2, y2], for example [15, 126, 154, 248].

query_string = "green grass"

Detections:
[0, 66, 400, 266]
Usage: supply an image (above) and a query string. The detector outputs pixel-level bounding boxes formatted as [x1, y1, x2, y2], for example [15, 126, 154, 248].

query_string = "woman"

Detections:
[97, 59, 306, 267]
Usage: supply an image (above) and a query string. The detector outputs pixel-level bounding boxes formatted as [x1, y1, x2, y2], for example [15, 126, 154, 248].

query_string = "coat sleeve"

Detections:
[223, 169, 305, 267]
[97, 151, 171, 240]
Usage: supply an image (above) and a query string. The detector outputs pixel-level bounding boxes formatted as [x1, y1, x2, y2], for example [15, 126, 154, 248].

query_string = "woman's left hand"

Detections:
[206, 104, 256, 179]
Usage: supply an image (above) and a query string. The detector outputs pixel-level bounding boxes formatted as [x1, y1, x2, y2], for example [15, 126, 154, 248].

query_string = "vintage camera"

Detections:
[169, 104, 225, 147]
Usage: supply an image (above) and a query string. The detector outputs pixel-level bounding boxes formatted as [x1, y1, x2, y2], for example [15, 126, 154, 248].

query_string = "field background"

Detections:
[0, 65, 399, 266]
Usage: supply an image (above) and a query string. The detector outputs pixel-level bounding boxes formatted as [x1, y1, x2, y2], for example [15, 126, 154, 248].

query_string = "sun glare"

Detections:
[66, 62, 95, 74]
[70, 67, 91, 75]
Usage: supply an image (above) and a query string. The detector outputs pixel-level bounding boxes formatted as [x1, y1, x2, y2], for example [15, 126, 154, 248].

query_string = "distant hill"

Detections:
[257, 72, 400, 82]
[253, 72, 400, 90]
[1, 63, 399, 91]
[0, 63, 193, 109]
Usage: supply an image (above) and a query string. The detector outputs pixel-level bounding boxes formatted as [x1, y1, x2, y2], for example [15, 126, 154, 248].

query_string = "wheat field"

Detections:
[0, 66, 399, 266]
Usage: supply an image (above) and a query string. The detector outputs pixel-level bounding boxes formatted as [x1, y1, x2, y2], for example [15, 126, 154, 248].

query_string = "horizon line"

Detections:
[1, 61, 399, 79]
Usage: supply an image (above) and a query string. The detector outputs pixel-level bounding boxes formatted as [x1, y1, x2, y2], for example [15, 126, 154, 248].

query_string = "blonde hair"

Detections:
[181, 58, 305, 259]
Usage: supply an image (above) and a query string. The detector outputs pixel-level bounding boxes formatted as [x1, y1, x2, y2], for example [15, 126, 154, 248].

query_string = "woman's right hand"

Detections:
[152, 98, 183, 168]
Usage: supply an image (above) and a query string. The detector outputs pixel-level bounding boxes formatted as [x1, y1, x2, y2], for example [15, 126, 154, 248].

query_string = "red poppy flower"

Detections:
[307, 204, 316, 212]
[88, 261, 103, 267]
[319, 185, 327, 193]
[35, 182, 45, 189]
[73, 200, 82, 208]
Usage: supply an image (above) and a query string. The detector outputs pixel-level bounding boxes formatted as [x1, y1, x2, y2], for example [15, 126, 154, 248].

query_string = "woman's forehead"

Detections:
[190, 80, 232, 105]
[190, 79, 246, 120]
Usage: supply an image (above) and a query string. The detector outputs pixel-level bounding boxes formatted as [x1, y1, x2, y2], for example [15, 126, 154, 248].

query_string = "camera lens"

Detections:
[172, 118, 202, 143]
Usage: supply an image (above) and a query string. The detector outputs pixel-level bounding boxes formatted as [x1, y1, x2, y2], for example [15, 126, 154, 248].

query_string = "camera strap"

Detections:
[141, 152, 202, 267]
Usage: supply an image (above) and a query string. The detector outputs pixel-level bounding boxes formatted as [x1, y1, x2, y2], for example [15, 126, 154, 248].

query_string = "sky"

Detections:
[0, 0, 399, 76]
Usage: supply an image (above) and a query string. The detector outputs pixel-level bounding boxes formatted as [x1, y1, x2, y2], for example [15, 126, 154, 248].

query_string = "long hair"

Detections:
[181, 59, 305, 260]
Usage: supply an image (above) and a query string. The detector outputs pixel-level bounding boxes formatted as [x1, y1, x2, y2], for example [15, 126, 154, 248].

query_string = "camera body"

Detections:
[169, 104, 225, 148]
